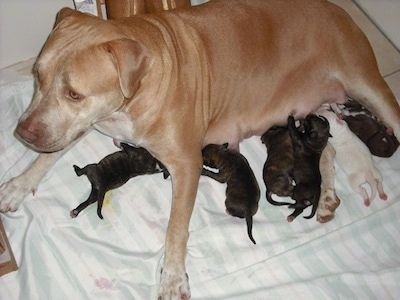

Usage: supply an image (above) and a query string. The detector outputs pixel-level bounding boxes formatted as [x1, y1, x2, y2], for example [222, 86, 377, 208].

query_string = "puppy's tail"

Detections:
[246, 216, 256, 245]
[266, 191, 292, 206]
[73, 165, 84, 176]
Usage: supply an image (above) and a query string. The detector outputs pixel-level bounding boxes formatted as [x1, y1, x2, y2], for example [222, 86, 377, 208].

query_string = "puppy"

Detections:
[261, 126, 295, 206]
[71, 143, 165, 219]
[201, 143, 260, 244]
[318, 109, 388, 206]
[286, 114, 330, 222]
[336, 100, 399, 157]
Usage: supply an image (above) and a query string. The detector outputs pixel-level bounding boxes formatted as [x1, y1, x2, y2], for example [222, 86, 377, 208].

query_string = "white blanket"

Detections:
[1, 64, 400, 300]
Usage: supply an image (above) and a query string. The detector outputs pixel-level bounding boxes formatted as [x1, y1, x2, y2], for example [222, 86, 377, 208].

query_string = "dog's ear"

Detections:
[105, 38, 152, 99]
[54, 8, 80, 27]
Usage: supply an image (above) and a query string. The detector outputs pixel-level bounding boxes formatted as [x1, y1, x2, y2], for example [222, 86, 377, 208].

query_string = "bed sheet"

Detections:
[0, 63, 400, 300]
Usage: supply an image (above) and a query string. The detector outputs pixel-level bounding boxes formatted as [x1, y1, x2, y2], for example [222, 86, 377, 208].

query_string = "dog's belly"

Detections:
[204, 77, 346, 149]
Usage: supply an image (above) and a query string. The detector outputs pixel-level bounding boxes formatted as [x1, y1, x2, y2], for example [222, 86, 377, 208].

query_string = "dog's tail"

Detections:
[266, 191, 292, 206]
[73, 165, 84, 176]
[246, 216, 256, 245]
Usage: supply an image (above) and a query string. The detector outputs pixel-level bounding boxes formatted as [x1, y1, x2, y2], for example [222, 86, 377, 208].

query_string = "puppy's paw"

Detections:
[158, 269, 190, 300]
[379, 192, 388, 201]
[316, 193, 341, 223]
[0, 177, 33, 212]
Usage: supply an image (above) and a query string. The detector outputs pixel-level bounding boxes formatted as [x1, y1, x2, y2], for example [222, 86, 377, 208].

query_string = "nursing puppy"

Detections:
[286, 114, 330, 222]
[261, 126, 295, 206]
[339, 101, 399, 157]
[71, 143, 165, 219]
[318, 109, 387, 206]
[201, 143, 260, 245]
[2, 1, 400, 297]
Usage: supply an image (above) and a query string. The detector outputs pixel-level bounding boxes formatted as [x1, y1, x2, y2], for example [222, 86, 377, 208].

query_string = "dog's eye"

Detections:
[310, 131, 318, 139]
[67, 89, 83, 101]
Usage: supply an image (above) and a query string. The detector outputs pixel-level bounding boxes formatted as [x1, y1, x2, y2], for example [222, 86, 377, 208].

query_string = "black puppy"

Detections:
[71, 143, 166, 219]
[201, 143, 260, 244]
[261, 126, 295, 206]
[286, 114, 330, 222]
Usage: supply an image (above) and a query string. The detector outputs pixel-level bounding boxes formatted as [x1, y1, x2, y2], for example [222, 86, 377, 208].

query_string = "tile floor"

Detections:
[330, 0, 400, 104]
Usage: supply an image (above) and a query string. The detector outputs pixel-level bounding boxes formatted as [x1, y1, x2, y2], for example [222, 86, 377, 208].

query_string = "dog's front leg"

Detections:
[158, 155, 202, 300]
[0, 150, 66, 212]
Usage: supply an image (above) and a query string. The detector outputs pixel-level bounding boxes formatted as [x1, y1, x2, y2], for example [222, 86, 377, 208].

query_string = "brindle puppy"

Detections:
[71, 143, 166, 219]
[261, 126, 295, 206]
[201, 143, 260, 244]
[286, 114, 330, 222]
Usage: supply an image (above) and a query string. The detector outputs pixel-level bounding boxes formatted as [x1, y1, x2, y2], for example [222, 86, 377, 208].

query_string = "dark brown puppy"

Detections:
[286, 114, 330, 222]
[201, 143, 260, 244]
[71, 143, 165, 219]
[340, 100, 399, 157]
[261, 126, 294, 206]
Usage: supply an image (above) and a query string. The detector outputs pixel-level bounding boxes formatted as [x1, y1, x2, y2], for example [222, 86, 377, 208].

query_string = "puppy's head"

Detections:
[302, 114, 330, 151]
[202, 143, 229, 168]
[16, 8, 152, 152]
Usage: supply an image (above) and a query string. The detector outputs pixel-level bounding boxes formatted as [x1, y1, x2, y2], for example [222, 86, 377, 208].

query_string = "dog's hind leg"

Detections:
[287, 207, 304, 222]
[348, 175, 371, 206]
[337, 49, 400, 142]
[70, 189, 99, 218]
[96, 189, 107, 219]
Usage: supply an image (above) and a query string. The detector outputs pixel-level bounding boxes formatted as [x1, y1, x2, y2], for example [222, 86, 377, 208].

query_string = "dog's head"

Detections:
[301, 114, 330, 151]
[16, 8, 152, 152]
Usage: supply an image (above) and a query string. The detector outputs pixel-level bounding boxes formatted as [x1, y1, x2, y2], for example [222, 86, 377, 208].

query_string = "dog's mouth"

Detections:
[16, 125, 85, 153]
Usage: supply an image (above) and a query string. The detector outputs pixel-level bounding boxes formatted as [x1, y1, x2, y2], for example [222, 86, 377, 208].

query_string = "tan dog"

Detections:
[1, 0, 400, 298]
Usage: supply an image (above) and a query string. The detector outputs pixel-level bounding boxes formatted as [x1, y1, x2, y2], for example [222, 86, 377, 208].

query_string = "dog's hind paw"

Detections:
[158, 270, 190, 300]
[0, 177, 33, 212]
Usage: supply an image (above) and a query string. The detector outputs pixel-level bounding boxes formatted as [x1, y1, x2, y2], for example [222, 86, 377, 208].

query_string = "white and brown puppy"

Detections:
[1, 0, 400, 298]
[316, 142, 341, 223]
[318, 109, 388, 206]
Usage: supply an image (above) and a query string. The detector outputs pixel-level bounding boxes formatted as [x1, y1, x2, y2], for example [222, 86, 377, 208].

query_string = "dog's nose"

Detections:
[16, 123, 38, 144]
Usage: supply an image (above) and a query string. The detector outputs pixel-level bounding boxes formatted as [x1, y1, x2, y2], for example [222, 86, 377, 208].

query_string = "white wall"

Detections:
[0, 0, 209, 69]
[0, 0, 74, 69]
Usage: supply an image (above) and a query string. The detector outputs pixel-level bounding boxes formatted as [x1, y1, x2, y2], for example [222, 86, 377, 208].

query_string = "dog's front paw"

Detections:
[158, 270, 190, 300]
[0, 177, 33, 212]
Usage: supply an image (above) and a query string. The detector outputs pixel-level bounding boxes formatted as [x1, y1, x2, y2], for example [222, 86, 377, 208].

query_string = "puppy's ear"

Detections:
[105, 38, 152, 99]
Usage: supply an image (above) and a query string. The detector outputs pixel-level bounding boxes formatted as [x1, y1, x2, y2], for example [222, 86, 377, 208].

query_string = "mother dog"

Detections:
[1, 0, 400, 298]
